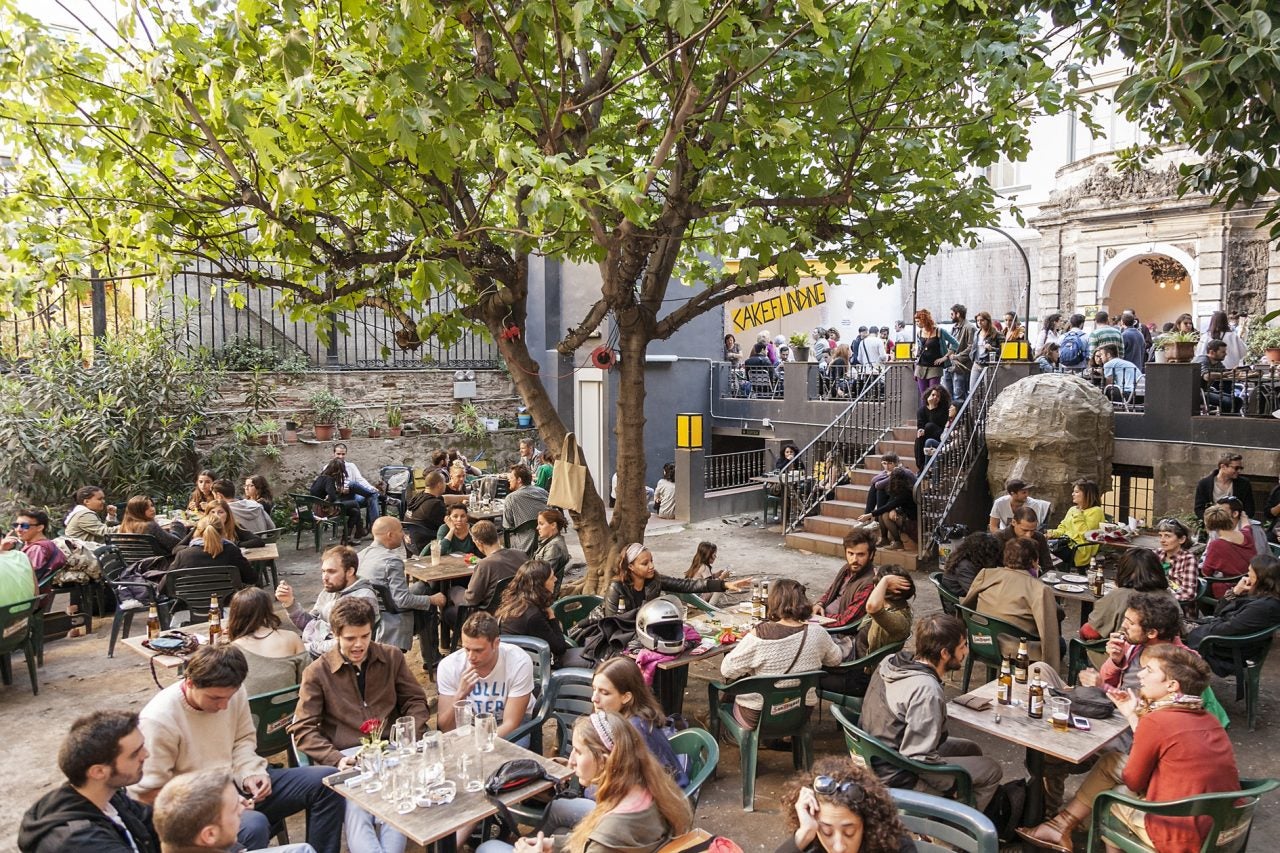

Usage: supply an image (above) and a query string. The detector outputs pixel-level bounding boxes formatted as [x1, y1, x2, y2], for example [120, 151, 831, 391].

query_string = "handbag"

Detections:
[547, 432, 589, 513]
[484, 759, 566, 841]
[1048, 685, 1114, 719]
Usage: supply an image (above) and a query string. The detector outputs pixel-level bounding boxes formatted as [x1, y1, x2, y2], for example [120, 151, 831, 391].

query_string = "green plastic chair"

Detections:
[668, 727, 720, 813]
[890, 788, 998, 853]
[552, 595, 602, 634]
[1068, 636, 1108, 685]
[1086, 777, 1278, 853]
[707, 670, 823, 811]
[287, 493, 346, 551]
[0, 597, 39, 695]
[929, 571, 962, 616]
[502, 635, 553, 752]
[675, 592, 715, 614]
[830, 705, 975, 807]
[249, 684, 301, 763]
[955, 603, 1039, 693]
[818, 639, 905, 714]
[1195, 626, 1276, 731]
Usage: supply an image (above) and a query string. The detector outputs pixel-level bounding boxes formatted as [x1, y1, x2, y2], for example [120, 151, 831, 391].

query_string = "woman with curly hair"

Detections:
[480, 711, 692, 853]
[496, 559, 588, 668]
[912, 308, 957, 401]
[780, 757, 915, 853]
[940, 532, 1002, 599]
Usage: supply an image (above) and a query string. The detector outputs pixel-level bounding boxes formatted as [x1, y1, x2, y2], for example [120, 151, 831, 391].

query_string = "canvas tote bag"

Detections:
[548, 432, 589, 513]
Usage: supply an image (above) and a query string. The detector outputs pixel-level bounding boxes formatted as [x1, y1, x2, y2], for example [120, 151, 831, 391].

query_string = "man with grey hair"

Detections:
[153, 768, 314, 852]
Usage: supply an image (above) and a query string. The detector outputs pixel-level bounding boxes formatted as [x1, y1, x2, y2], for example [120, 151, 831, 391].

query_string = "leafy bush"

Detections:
[0, 328, 241, 507]
[199, 336, 310, 373]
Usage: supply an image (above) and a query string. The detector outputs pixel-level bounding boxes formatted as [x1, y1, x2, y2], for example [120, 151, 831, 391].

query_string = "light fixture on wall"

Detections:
[1139, 256, 1188, 292]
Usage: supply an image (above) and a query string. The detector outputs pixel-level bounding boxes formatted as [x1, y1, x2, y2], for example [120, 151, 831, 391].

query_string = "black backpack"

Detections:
[983, 778, 1029, 843]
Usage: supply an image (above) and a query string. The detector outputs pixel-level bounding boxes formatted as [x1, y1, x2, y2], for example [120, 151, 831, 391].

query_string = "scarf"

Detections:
[1138, 692, 1204, 716]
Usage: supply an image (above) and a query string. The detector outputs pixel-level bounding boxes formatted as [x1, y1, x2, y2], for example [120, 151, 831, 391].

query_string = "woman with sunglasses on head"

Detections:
[603, 543, 752, 617]
[781, 757, 915, 853]
[1154, 517, 1199, 614]
[481, 710, 692, 853]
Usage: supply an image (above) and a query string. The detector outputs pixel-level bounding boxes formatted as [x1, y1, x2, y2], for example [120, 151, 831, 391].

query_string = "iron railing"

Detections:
[704, 449, 767, 492]
[777, 364, 909, 533]
[914, 361, 1001, 556]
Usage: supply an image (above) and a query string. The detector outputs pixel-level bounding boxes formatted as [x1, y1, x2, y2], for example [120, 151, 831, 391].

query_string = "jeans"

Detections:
[945, 365, 970, 406]
[238, 766, 344, 853]
[536, 796, 595, 834]
[348, 483, 382, 528]
[346, 804, 407, 853]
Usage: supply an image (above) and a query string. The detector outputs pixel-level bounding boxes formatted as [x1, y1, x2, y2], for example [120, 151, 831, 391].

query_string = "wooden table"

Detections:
[326, 726, 572, 851]
[649, 605, 755, 715]
[120, 627, 211, 678]
[405, 556, 475, 585]
[242, 543, 281, 588]
[949, 678, 1129, 821]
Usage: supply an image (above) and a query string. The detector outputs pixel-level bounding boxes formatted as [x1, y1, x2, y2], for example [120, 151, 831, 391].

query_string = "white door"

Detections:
[574, 368, 608, 496]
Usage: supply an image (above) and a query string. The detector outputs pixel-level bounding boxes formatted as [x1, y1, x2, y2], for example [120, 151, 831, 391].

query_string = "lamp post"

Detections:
[908, 225, 1033, 334]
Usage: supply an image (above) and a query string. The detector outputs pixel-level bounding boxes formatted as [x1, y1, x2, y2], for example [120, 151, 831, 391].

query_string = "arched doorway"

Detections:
[1101, 251, 1194, 327]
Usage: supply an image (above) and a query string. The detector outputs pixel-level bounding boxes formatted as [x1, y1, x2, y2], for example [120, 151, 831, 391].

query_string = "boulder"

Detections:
[985, 373, 1114, 526]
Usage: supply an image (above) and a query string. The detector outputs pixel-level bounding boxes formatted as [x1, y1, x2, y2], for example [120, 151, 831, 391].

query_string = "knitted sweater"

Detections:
[133, 683, 266, 796]
[720, 622, 842, 710]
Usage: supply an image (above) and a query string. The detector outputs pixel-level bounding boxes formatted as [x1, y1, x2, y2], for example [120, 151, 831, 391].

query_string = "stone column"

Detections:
[674, 447, 705, 523]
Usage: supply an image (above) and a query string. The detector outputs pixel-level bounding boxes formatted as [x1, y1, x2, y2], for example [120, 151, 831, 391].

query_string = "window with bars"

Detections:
[1102, 465, 1155, 527]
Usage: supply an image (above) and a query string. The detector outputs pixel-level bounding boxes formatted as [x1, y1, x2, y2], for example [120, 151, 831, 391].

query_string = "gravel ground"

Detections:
[4, 518, 1277, 852]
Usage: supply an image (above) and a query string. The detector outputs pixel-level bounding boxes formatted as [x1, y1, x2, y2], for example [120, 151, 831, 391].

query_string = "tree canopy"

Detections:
[0, 0, 1083, 583]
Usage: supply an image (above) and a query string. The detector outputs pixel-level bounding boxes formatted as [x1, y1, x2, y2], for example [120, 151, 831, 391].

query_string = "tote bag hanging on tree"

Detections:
[548, 432, 589, 513]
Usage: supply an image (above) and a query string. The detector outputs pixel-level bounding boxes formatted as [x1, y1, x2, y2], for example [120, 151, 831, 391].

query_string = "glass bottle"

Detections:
[1014, 639, 1029, 684]
[146, 604, 161, 640]
[1028, 678, 1045, 719]
[208, 594, 221, 645]
[997, 657, 1013, 705]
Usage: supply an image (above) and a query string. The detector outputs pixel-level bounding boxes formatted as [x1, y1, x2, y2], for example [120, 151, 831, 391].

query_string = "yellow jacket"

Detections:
[1049, 505, 1105, 567]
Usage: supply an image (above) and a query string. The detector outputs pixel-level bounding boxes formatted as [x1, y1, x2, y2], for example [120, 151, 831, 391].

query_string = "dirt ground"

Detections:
[4, 516, 1279, 852]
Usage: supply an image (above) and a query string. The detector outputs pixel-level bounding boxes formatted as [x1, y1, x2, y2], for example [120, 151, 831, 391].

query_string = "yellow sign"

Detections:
[731, 283, 827, 334]
[676, 413, 703, 449]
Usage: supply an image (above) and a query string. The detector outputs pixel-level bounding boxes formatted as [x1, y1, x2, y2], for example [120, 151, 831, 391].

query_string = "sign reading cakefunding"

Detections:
[731, 283, 827, 333]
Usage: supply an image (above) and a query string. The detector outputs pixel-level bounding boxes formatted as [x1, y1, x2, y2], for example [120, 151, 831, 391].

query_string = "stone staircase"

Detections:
[784, 424, 922, 572]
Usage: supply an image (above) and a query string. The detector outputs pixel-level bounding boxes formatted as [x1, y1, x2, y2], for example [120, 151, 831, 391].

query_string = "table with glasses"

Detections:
[327, 717, 572, 853]
[949, 678, 1130, 822]
[405, 555, 475, 586]
[647, 604, 755, 715]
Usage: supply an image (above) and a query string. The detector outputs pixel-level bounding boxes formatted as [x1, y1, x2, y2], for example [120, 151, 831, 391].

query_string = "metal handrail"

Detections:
[777, 364, 907, 534]
[913, 357, 1002, 556]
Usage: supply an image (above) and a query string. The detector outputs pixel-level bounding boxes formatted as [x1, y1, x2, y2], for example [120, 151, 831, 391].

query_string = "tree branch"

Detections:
[557, 299, 612, 354]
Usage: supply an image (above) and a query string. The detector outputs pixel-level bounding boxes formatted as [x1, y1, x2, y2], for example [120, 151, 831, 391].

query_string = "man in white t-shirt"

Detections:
[436, 612, 533, 738]
[988, 478, 1051, 531]
[330, 443, 381, 530]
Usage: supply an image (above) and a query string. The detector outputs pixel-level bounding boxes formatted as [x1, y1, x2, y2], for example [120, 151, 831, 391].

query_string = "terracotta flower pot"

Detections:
[367, 427, 382, 438]
[1266, 347, 1280, 365]
[314, 424, 336, 441]
[388, 427, 403, 438]
[339, 427, 353, 439]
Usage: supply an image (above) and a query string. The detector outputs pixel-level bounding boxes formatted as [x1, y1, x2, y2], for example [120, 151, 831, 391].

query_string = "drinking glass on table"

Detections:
[474, 712, 497, 753]
[1049, 696, 1071, 732]
[393, 716, 416, 753]
[453, 700, 474, 731]
[419, 732, 444, 789]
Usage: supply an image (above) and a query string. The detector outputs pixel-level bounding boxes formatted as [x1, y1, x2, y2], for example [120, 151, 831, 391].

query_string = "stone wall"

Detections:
[211, 369, 520, 432]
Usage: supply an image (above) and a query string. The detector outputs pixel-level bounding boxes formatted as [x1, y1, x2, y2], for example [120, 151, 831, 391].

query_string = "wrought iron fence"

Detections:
[704, 448, 767, 492]
[3, 269, 499, 370]
[777, 364, 909, 533]
[914, 361, 1001, 555]
[1195, 364, 1280, 416]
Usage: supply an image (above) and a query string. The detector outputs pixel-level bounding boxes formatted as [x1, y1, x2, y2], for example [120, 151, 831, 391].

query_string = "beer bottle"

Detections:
[760, 578, 770, 617]
[146, 604, 161, 640]
[208, 594, 221, 645]
[1028, 678, 1045, 719]
[997, 657, 1013, 705]
[1014, 639, 1030, 684]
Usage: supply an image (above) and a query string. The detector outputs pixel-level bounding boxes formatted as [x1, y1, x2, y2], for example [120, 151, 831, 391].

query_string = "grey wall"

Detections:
[909, 238, 1043, 324]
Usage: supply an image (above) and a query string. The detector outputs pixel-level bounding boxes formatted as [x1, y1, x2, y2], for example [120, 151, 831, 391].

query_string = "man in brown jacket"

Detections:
[292, 596, 430, 851]
[961, 537, 1063, 672]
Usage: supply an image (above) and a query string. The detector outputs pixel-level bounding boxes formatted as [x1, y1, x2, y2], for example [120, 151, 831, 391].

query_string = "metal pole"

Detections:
[975, 225, 1032, 326]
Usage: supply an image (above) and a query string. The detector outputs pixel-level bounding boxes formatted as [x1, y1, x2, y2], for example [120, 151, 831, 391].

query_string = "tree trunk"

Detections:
[610, 315, 652, 549]
[490, 325, 618, 594]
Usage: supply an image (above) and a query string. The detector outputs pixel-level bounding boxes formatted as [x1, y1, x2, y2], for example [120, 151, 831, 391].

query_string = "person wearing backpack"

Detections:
[1057, 313, 1089, 369]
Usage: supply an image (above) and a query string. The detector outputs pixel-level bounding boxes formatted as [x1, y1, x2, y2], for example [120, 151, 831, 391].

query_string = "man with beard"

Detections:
[19, 710, 159, 853]
[859, 613, 1003, 810]
[153, 768, 314, 852]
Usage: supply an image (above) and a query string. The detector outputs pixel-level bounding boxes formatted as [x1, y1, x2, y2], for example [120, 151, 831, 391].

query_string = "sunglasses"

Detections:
[813, 775, 866, 803]
[12, 522, 32, 530]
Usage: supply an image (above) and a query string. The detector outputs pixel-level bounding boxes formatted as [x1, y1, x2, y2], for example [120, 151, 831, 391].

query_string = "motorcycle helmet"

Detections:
[635, 596, 686, 655]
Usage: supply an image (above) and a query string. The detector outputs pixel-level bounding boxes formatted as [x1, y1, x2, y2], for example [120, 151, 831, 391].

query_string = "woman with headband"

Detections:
[480, 710, 692, 853]
[604, 542, 753, 616]
[780, 757, 914, 853]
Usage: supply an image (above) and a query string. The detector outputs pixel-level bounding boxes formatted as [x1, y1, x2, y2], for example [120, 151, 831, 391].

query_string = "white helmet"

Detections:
[635, 596, 686, 655]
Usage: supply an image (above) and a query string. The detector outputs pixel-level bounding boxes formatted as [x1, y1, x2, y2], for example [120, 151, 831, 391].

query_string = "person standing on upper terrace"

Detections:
[1088, 310, 1124, 358]
[1194, 452, 1254, 522]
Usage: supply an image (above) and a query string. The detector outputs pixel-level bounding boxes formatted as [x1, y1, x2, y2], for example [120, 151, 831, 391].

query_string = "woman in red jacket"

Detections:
[1017, 644, 1238, 853]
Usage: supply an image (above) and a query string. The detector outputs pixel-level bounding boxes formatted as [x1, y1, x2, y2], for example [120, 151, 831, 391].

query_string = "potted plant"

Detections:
[1153, 331, 1198, 363]
[516, 406, 533, 428]
[386, 405, 403, 437]
[1245, 324, 1280, 365]
[363, 414, 382, 439]
[308, 390, 344, 440]
[788, 331, 811, 362]
[283, 420, 299, 444]
[338, 411, 354, 440]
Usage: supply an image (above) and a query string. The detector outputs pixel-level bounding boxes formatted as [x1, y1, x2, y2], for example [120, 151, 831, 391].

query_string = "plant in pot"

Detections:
[788, 331, 811, 362]
[1245, 325, 1280, 365]
[1153, 331, 1198, 363]
[453, 402, 487, 440]
[308, 390, 344, 441]
[386, 405, 403, 437]
[338, 411, 354, 440]
[363, 414, 382, 439]
[283, 420, 299, 444]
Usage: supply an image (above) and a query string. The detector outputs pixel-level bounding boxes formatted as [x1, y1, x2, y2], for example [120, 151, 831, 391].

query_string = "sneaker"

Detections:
[882, 541, 904, 551]
[119, 599, 145, 611]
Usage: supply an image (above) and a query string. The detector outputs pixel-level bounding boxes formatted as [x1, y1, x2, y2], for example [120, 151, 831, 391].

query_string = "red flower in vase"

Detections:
[360, 718, 383, 736]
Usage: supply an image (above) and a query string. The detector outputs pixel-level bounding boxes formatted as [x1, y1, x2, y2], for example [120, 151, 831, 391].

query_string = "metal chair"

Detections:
[746, 366, 780, 398]
[449, 575, 514, 651]
[669, 727, 720, 813]
[954, 603, 1037, 693]
[831, 705, 975, 807]
[707, 670, 823, 810]
[553, 595, 602, 634]
[287, 493, 345, 551]
[104, 532, 171, 566]
[890, 789, 998, 853]
[249, 684, 301, 764]
[0, 597, 40, 694]
[1195, 626, 1276, 730]
[381, 465, 413, 519]
[1086, 778, 1278, 853]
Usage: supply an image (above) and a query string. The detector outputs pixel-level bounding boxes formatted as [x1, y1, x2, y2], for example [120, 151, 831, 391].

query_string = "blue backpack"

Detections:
[1059, 330, 1087, 367]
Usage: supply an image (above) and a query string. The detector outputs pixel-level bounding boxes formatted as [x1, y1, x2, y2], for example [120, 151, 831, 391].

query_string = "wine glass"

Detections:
[474, 712, 497, 754]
